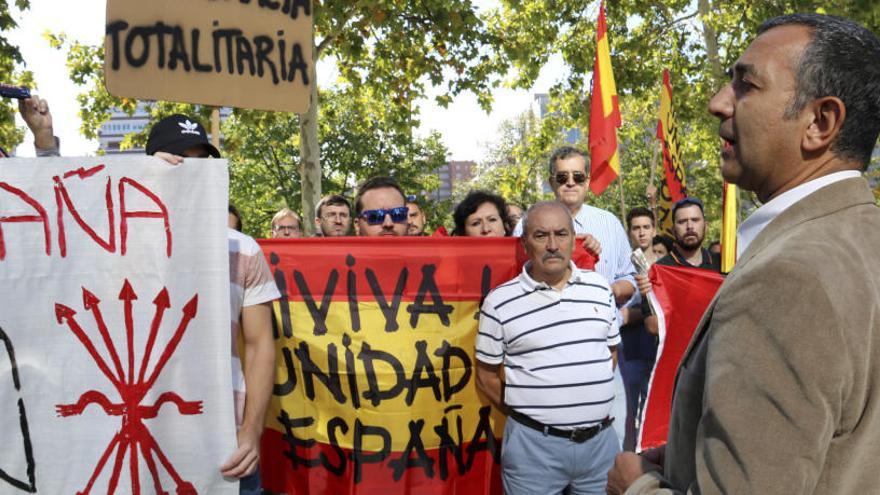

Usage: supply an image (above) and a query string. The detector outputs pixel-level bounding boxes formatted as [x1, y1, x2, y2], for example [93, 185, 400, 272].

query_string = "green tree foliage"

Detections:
[477, 0, 880, 239]
[49, 1, 496, 235]
[47, 32, 446, 238]
[0, 0, 33, 151]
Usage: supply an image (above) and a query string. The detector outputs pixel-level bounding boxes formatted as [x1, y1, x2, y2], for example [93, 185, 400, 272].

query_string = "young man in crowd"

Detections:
[314, 194, 352, 237]
[405, 195, 428, 236]
[354, 176, 409, 237]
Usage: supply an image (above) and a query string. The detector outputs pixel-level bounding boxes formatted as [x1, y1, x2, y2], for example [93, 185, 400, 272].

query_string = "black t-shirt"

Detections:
[655, 246, 721, 272]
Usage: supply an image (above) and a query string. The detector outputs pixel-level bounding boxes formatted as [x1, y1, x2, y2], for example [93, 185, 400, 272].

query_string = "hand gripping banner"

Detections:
[256, 237, 541, 494]
[0, 156, 237, 494]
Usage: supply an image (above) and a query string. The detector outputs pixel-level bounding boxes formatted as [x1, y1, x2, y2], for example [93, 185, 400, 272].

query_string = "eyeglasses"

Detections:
[359, 207, 408, 225]
[273, 224, 301, 233]
[553, 171, 587, 185]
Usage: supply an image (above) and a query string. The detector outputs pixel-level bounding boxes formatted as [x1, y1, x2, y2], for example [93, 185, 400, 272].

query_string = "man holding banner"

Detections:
[608, 13, 880, 494]
[477, 201, 620, 494]
[146, 115, 279, 493]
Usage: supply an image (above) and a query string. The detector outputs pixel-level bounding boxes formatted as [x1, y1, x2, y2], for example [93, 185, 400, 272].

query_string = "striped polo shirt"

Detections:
[476, 261, 620, 429]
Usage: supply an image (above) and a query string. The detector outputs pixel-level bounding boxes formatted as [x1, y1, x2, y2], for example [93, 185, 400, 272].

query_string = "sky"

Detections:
[7, 0, 567, 161]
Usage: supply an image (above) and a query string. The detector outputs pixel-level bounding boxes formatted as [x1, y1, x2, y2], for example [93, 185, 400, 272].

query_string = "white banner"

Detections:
[0, 156, 237, 494]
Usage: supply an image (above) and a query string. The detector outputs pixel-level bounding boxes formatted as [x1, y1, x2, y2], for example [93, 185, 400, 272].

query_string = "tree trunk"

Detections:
[697, 0, 724, 82]
[299, 33, 321, 236]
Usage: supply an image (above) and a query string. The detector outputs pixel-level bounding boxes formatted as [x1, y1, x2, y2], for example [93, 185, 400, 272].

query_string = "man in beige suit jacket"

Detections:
[607, 13, 880, 494]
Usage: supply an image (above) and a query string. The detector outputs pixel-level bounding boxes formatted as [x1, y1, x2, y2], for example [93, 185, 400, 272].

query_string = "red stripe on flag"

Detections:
[638, 265, 724, 451]
[588, 1, 621, 196]
[260, 427, 503, 494]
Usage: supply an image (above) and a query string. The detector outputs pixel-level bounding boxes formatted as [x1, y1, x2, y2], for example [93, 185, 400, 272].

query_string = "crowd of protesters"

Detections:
[5, 10, 880, 495]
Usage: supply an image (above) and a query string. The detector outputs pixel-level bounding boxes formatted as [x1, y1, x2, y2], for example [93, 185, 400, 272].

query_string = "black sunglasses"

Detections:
[554, 171, 587, 185]
[360, 207, 408, 225]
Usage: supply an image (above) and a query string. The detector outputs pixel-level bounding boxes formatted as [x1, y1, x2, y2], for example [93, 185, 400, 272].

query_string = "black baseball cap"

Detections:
[145, 114, 221, 158]
[672, 196, 704, 217]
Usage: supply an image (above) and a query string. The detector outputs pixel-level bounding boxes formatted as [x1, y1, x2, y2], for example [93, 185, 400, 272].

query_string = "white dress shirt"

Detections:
[737, 170, 863, 258]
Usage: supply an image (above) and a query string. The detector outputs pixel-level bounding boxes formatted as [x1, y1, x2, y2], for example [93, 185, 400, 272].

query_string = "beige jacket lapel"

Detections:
[677, 177, 874, 367]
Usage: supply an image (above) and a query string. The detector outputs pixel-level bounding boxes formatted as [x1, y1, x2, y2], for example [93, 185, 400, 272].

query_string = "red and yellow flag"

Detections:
[721, 181, 738, 273]
[257, 237, 523, 494]
[638, 265, 724, 451]
[656, 69, 688, 236]
[588, 1, 621, 196]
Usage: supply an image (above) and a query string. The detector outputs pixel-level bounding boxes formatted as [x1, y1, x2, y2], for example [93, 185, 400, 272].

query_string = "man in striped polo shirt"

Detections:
[476, 200, 621, 494]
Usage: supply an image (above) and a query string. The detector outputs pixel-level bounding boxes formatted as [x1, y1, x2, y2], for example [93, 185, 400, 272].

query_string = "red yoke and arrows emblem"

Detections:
[54, 280, 202, 495]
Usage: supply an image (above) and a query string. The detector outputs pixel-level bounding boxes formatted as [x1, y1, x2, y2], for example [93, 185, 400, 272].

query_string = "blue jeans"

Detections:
[501, 416, 620, 495]
[239, 467, 261, 495]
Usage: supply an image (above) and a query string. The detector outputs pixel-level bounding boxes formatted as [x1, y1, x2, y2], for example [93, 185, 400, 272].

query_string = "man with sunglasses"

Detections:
[354, 176, 409, 237]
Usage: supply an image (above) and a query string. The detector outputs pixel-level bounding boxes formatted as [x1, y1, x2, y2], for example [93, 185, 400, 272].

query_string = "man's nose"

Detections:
[382, 213, 394, 228]
[708, 83, 733, 119]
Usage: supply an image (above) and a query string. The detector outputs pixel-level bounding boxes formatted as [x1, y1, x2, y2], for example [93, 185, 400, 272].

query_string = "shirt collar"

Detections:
[519, 261, 581, 291]
[737, 170, 862, 258]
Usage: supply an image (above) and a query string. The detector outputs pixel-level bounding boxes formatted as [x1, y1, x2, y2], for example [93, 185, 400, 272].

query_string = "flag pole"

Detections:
[721, 178, 738, 273]
[210, 108, 221, 150]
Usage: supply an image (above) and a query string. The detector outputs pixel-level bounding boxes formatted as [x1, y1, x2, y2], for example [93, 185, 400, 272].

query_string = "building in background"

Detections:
[430, 160, 477, 201]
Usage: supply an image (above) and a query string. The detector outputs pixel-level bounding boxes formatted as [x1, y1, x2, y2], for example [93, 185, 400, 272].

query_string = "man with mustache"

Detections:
[476, 201, 621, 494]
[608, 13, 880, 494]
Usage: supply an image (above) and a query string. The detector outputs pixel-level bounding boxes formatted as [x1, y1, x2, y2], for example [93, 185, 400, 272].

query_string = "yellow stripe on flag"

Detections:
[721, 182, 738, 273]
[267, 300, 503, 452]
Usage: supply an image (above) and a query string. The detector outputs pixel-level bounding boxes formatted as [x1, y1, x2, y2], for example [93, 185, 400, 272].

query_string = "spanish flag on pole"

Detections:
[589, 1, 621, 196]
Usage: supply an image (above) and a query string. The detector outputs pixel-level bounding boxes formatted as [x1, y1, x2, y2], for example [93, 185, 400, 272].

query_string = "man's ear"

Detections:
[803, 96, 845, 154]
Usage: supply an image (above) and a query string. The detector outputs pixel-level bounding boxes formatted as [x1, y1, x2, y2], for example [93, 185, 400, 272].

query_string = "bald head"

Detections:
[521, 201, 574, 237]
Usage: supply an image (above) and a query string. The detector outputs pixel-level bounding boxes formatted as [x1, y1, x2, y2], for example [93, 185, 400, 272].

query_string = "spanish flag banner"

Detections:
[588, 1, 621, 196]
[637, 265, 724, 451]
[255, 237, 528, 494]
[656, 70, 688, 236]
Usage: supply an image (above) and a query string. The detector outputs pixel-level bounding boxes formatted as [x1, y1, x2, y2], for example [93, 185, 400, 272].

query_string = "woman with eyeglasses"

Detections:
[452, 190, 512, 237]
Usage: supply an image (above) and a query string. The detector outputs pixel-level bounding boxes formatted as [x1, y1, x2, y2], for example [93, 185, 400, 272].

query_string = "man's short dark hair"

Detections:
[626, 206, 655, 229]
[354, 176, 406, 215]
[672, 197, 705, 220]
[652, 235, 674, 252]
[758, 14, 880, 168]
[548, 146, 588, 175]
[453, 190, 511, 236]
[228, 203, 242, 232]
[316, 194, 351, 218]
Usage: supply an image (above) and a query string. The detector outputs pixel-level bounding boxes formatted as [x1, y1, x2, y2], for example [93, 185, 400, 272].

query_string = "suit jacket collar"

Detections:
[678, 177, 874, 365]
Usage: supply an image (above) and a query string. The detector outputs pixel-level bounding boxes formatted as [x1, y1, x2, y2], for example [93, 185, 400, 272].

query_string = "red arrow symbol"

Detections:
[54, 303, 122, 389]
[138, 287, 170, 385]
[83, 288, 126, 387]
[142, 295, 198, 393]
[119, 279, 138, 385]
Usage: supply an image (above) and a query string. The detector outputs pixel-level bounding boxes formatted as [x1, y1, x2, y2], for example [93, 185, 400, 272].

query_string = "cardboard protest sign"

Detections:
[105, 0, 313, 113]
[0, 157, 237, 493]
[256, 237, 526, 494]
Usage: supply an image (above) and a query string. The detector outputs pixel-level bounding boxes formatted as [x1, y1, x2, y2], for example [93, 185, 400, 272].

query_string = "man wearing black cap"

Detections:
[146, 114, 278, 494]
[146, 114, 221, 162]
